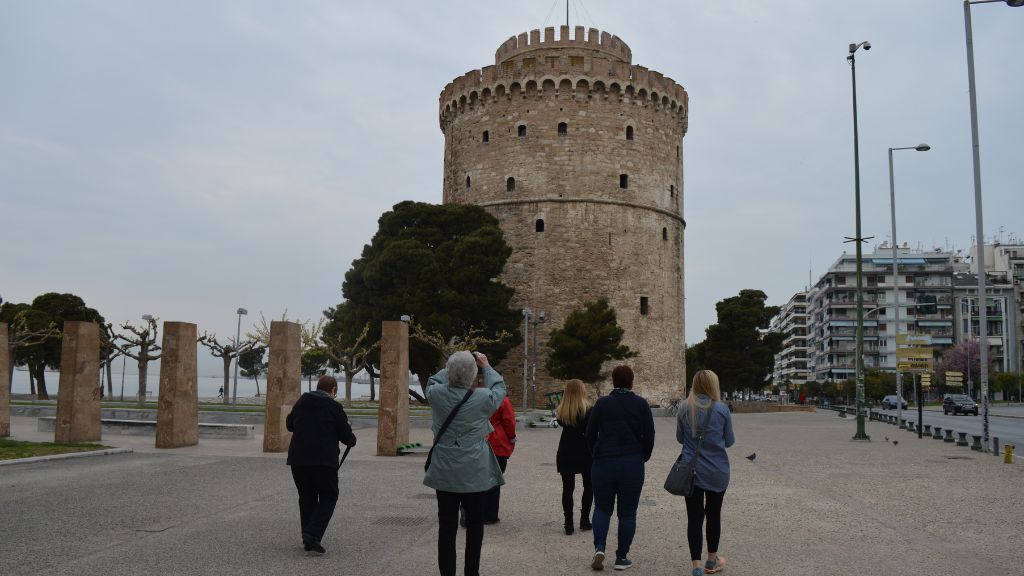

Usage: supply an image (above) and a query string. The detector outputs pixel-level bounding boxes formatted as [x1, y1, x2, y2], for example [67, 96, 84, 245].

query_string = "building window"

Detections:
[640, 296, 649, 315]
[558, 122, 567, 136]
[536, 219, 545, 232]
[662, 227, 668, 241]
[465, 175, 471, 189]
[482, 130, 489, 143]
[626, 126, 634, 140]
[507, 177, 516, 192]
[518, 125, 526, 138]
[619, 174, 628, 189]
[669, 184, 675, 198]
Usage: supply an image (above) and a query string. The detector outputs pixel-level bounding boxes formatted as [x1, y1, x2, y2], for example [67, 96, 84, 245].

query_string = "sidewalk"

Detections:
[1, 411, 1020, 575]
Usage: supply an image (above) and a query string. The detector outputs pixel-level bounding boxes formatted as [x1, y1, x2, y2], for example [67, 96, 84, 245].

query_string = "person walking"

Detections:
[424, 351, 506, 576]
[480, 393, 516, 524]
[585, 365, 655, 571]
[677, 370, 735, 576]
[285, 375, 357, 554]
[555, 379, 593, 535]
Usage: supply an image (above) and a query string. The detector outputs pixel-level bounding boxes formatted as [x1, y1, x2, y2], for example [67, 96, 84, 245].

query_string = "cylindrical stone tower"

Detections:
[439, 26, 688, 405]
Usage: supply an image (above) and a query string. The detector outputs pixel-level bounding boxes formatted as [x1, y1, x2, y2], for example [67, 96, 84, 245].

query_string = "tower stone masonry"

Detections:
[439, 25, 688, 405]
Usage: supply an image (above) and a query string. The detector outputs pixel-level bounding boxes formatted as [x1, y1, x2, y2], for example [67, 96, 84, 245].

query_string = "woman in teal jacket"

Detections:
[424, 351, 506, 576]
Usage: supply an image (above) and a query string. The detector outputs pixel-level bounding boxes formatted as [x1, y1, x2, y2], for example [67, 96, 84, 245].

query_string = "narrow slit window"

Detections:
[640, 296, 649, 316]
[466, 175, 471, 189]
[536, 219, 545, 232]
[626, 126, 634, 140]
[482, 130, 489, 143]
[558, 122, 567, 136]
[669, 184, 675, 198]
[662, 227, 668, 241]
[507, 177, 516, 192]
[518, 125, 526, 138]
[619, 174, 628, 189]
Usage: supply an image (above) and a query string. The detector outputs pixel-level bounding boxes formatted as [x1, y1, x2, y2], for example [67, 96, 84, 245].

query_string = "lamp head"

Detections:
[849, 41, 871, 54]
[915, 143, 931, 152]
[862, 41, 871, 51]
[237, 307, 248, 315]
[1007, 1, 1024, 8]
[141, 314, 153, 322]
[400, 314, 411, 323]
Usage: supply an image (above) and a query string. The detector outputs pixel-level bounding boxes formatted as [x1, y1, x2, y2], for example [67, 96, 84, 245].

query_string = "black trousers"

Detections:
[437, 490, 485, 576]
[560, 469, 593, 526]
[482, 456, 508, 522]
[684, 485, 726, 561]
[290, 465, 339, 542]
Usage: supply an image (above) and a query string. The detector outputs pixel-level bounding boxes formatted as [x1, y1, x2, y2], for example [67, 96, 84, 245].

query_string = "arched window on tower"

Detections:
[558, 122, 567, 136]
[662, 227, 668, 241]
[619, 174, 629, 189]
[536, 219, 545, 232]
[466, 175, 471, 189]
[507, 177, 516, 192]
[669, 184, 675, 198]
[482, 130, 489, 143]
[518, 125, 527, 138]
[626, 126, 634, 140]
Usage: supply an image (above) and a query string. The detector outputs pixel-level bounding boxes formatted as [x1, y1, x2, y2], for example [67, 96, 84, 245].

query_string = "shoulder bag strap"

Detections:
[434, 388, 475, 444]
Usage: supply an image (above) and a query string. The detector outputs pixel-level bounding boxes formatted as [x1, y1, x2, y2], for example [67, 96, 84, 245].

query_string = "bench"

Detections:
[36, 417, 255, 439]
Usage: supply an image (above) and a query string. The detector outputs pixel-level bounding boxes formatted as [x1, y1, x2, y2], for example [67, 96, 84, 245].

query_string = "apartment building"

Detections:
[962, 242, 1024, 374]
[770, 291, 810, 386]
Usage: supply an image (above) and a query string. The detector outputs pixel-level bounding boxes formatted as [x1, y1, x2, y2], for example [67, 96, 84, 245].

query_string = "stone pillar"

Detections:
[156, 322, 198, 448]
[264, 321, 301, 453]
[377, 320, 410, 456]
[54, 321, 101, 443]
[0, 323, 9, 437]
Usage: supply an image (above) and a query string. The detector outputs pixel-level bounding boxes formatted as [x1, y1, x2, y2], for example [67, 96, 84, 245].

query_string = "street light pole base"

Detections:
[852, 433, 871, 441]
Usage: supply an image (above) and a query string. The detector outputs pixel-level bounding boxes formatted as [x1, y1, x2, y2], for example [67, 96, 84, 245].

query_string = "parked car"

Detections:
[881, 395, 908, 410]
[942, 394, 978, 416]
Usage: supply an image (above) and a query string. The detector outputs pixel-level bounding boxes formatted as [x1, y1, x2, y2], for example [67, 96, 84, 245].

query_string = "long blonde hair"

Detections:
[686, 370, 721, 436]
[556, 379, 591, 426]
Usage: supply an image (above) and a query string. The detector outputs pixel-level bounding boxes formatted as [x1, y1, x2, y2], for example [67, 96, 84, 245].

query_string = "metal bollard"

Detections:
[932, 426, 943, 439]
[899, 418, 906, 429]
[923, 424, 932, 435]
[944, 429, 955, 443]
[956, 432, 968, 447]
[993, 437, 1000, 457]
[906, 421, 915, 433]
[1005, 444, 1015, 464]
[971, 435, 982, 451]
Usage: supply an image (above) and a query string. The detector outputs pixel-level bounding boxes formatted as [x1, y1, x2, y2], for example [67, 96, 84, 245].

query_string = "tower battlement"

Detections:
[494, 26, 631, 65]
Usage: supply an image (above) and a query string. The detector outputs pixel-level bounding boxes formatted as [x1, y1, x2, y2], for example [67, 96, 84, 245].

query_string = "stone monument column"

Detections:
[376, 319, 410, 456]
[264, 320, 301, 453]
[0, 323, 9, 437]
[54, 321, 101, 443]
[155, 321, 198, 448]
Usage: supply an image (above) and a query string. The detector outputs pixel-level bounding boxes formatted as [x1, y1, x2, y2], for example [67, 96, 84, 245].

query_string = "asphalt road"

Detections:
[877, 408, 1024, 451]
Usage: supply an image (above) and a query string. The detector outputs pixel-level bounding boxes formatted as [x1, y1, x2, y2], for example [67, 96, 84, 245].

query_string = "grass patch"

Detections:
[0, 438, 111, 461]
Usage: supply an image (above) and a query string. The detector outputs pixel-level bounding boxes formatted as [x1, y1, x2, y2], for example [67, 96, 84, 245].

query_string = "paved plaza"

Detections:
[1, 410, 1021, 576]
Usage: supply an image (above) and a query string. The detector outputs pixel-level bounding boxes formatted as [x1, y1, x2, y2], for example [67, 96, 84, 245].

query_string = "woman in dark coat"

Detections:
[555, 379, 593, 535]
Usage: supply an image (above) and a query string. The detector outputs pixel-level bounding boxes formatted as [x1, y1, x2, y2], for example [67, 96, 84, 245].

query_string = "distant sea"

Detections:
[9, 369, 377, 400]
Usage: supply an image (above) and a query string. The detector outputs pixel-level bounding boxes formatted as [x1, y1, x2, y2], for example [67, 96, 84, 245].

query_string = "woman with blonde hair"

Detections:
[555, 379, 593, 535]
[676, 370, 734, 576]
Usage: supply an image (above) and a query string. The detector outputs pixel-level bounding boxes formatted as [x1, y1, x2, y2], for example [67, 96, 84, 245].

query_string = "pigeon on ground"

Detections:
[745, 453, 756, 461]
[885, 437, 889, 442]
[892, 440, 898, 446]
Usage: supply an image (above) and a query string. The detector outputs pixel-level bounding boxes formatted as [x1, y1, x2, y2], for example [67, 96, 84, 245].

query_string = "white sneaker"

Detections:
[591, 549, 605, 571]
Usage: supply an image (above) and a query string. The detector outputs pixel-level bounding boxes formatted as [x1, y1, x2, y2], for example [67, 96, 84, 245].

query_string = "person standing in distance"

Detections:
[677, 370, 734, 576]
[555, 378, 594, 535]
[286, 375, 357, 554]
[586, 365, 655, 571]
[483, 390, 517, 524]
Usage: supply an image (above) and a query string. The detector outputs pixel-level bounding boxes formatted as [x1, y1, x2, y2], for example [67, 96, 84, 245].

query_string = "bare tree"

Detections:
[409, 321, 513, 398]
[99, 323, 122, 399]
[113, 317, 162, 407]
[321, 322, 379, 406]
[247, 310, 324, 353]
[3, 315, 57, 394]
[198, 332, 258, 405]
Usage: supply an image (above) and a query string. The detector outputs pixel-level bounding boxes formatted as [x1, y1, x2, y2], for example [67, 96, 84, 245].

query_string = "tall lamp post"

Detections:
[529, 310, 547, 411]
[963, 0, 1023, 449]
[847, 40, 872, 441]
[888, 142, 931, 430]
[232, 307, 247, 405]
[521, 308, 530, 411]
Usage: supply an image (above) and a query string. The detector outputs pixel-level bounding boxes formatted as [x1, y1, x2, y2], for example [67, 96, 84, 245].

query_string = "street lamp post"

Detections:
[963, 0, 1023, 449]
[888, 143, 930, 430]
[522, 308, 530, 411]
[233, 307, 247, 405]
[847, 40, 871, 441]
[141, 314, 153, 405]
[529, 311, 547, 411]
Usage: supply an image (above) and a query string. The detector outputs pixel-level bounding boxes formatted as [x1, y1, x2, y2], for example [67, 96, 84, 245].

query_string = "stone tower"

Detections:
[439, 26, 688, 405]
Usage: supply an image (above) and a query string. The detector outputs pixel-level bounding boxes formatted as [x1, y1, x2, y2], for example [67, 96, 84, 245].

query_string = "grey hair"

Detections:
[446, 351, 479, 388]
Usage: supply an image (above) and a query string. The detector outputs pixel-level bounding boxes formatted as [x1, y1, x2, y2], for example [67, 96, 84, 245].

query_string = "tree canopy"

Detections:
[331, 201, 521, 382]
[545, 298, 635, 384]
[698, 289, 782, 393]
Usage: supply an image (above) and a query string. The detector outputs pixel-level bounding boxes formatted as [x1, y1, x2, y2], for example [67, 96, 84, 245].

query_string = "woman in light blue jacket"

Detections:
[677, 370, 734, 576]
[424, 351, 506, 576]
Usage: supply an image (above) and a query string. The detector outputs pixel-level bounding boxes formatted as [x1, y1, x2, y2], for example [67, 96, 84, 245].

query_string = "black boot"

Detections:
[579, 513, 592, 531]
[564, 517, 575, 535]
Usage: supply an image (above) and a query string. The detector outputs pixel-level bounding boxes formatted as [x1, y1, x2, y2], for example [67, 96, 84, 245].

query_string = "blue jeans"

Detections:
[591, 453, 645, 559]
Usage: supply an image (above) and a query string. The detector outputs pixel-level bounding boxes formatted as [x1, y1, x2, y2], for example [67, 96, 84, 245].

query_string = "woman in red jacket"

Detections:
[483, 395, 517, 523]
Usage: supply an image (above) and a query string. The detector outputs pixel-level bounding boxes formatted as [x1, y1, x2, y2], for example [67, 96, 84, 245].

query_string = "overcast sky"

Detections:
[2, 1, 1022, 375]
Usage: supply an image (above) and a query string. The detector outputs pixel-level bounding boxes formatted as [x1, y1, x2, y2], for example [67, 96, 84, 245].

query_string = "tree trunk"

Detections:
[105, 357, 114, 399]
[222, 355, 232, 405]
[35, 363, 49, 400]
[29, 366, 36, 396]
[418, 372, 430, 394]
[254, 375, 261, 397]
[6, 347, 14, 393]
[344, 370, 354, 406]
[137, 359, 148, 407]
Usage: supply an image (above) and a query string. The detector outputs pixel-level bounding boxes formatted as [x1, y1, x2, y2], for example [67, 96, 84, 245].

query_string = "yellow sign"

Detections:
[897, 358, 933, 372]
[897, 347, 933, 360]
[947, 371, 963, 383]
[897, 334, 933, 346]
[921, 373, 932, 384]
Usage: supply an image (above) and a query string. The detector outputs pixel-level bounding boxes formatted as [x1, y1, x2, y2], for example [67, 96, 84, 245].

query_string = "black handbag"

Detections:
[424, 388, 475, 472]
[664, 407, 708, 497]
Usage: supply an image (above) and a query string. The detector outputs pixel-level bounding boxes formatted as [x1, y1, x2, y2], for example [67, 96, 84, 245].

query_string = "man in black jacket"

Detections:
[286, 375, 357, 554]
